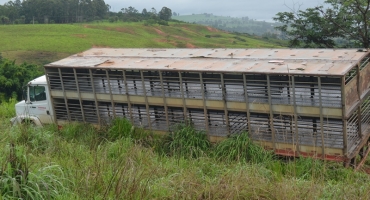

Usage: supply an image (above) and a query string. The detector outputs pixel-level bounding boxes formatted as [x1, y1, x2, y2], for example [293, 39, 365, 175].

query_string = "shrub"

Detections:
[57, 122, 102, 149]
[158, 124, 210, 158]
[107, 118, 134, 140]
[213, 132, 273, 163]
[233, 36, 246, 42]
[157, 20, 169, 26]
[0, 59, 43, 100]
[0, 96, 16, 117]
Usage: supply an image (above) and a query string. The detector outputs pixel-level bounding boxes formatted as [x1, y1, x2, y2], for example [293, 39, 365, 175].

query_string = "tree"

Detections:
[0, 59, 42, 100]
[142, 8, 148, 17]
[0, 15, 9, 24]
[159, 6, 172, 21]
[274, 0, 370, 48]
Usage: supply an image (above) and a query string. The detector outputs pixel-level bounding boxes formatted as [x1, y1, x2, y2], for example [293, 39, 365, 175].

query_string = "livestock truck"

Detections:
[11, 48, 370, 166]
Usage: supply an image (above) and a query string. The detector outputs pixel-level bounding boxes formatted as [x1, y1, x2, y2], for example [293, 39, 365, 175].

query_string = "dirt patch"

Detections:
[115, 27, 136, 35]
[154, 39, 177, 46]
[72, 34, 87, 38]
[153, 28, 166, 36]
[172, 35, 190, 41]
[181, 26, 198, 35]
[206, 26, 219, 32]
[186, 43, 196, 48]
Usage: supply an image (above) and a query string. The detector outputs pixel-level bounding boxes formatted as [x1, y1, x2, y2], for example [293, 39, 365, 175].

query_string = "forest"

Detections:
[0, 1, 173, 25]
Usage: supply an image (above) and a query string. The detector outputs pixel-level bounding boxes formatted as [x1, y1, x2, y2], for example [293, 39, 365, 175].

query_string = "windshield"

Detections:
[29, 86, 46, 102]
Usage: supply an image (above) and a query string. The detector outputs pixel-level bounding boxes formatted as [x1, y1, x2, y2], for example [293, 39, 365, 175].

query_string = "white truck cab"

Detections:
[10, 75, 54, 126]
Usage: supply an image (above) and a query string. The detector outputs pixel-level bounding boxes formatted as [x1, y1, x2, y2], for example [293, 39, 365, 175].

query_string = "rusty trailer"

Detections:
[44, 48, 370, 164]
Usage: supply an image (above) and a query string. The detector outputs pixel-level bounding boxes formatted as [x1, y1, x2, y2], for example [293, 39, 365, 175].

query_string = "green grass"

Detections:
[1, 100, 370, 199]
[0, 21, 283, 65]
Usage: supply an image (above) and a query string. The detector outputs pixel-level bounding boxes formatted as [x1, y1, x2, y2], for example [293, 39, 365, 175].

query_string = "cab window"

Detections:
[29, 86, 46, 102]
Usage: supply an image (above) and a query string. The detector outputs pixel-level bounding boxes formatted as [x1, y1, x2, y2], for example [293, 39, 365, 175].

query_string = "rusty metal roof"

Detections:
[45, 48, 369, 76]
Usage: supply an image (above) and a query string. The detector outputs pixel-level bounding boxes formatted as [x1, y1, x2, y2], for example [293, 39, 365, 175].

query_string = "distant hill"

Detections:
[173, 14, 282, 36]
[0, 21, 285, 65]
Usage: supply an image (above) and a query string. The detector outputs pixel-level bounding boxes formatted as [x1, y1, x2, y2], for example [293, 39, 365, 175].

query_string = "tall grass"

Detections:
[2, 99, 370, 199]
[213, 132, 273, 163]
[0, 143, 70, 199]
[158, 124, 210, 158]
[0, 97, 16, 119]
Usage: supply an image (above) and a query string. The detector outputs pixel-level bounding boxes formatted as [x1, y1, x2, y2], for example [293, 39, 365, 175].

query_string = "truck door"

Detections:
[28, 85, 53, 124]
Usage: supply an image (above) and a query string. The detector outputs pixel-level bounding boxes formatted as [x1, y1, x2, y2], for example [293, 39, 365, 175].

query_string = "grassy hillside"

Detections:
[0, 21, 284, 65]
[173, 14, 281, 36]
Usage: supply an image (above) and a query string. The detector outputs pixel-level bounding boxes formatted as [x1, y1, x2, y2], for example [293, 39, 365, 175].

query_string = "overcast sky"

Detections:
[0, 0, 325, 22]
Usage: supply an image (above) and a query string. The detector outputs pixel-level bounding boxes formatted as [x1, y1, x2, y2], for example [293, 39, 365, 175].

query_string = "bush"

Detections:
[108, 17, 115, 23]
[144, 19, 156, 26]
[158, 124, 210, 158]
[157, 20, 169, 26]
[57, 122, 102, 149]
[0, 96, 16, 117]
[213, 132, 273, 163]
[0, 59, 43, 100]
[107, 118, 134, 140]
[233, 36, 246, 42]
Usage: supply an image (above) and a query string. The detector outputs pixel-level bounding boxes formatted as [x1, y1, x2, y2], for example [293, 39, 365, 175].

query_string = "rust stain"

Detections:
[47, 48, 369, 76]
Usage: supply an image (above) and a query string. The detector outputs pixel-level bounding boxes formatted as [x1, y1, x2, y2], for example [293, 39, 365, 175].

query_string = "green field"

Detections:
[0, 21, 283, 65]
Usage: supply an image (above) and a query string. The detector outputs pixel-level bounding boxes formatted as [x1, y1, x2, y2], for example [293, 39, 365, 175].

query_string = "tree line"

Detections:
[0, 1, 174, 25]
[108, 6, 173, 25]
[0, 0, 109, 24]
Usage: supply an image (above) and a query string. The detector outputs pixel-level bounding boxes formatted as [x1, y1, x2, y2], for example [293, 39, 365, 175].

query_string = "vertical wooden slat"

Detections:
[141, 70, 152, 130]
[318, 76, 325, 159]
[179, 72, 188, 122]
[122, 70, 134, 123]
[243, 74, 251, 134]
[106, 70, 116, 118]
[221, 73, 230, 135]
[199, 73, 209, 135]
[58, 68, 71, 121]
[89, 69, 101, 125]
[342, 76, 348, 165]
[73, 68, 86, 122]
[159, 71, 170, 130]
[291, 76, 299, 156]
[267, 75, 276, 151]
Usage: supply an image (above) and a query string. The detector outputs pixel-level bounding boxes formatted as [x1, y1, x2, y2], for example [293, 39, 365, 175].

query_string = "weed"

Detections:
[0, 144, 69, 199]
[107, 118, 134, 140]
[57, 122, 103, 150]
[213, 132, 273, 163]
[0, 97, 16, 118]
[158, 124, 210, 158]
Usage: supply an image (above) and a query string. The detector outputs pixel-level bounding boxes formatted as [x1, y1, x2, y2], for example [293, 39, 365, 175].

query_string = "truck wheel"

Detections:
[22, 119, 35, 126]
